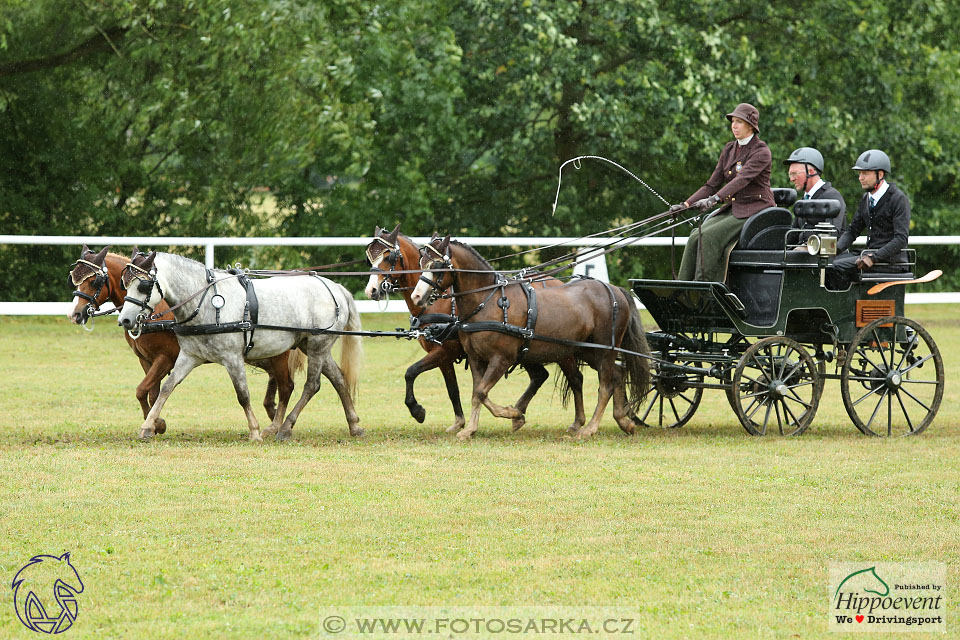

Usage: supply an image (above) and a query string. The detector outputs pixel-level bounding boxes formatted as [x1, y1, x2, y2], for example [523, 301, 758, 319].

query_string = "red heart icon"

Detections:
[856, 615, 864, 623]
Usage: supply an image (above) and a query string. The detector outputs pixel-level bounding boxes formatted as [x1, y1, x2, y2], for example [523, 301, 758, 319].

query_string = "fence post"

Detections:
[205, 242, 215, 269]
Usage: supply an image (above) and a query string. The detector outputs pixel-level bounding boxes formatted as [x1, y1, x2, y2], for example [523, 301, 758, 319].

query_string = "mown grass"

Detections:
[0, 308, 957, 639]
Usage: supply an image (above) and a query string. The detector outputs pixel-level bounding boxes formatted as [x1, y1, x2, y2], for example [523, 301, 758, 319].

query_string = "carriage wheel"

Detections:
[840, 316, 943, 437]
[731, 337, 822, 436]
[638, 361, 703, 428]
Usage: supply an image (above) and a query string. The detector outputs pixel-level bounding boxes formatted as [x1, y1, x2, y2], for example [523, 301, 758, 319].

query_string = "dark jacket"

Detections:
[687, 135, 775, 219]
[795, 181, 847, 231]
[836, 183, 910, 262]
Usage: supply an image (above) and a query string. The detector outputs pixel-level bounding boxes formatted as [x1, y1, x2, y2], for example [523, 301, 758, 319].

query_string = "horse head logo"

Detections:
[12, 553, 84, 634]
[834, 566, 890, 601]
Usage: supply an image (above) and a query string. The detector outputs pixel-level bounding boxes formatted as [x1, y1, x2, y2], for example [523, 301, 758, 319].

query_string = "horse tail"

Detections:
[556, 360, 584, 408]
[338, 285, 363, 400]
[288, 349, 307, 382]
[618, 287, 650, 413]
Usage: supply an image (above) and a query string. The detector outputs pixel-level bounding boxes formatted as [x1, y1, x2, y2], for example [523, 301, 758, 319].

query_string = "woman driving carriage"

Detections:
[671, 103, 775, 282]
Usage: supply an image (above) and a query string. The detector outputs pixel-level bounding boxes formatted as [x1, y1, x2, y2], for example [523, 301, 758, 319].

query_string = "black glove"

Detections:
[668, 203, 686, 213]
[693, 195, 720, 211]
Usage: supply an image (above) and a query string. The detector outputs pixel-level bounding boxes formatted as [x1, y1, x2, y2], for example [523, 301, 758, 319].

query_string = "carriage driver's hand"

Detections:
[668, 203, 687, 213]
[856, 253, 875, 269]
[693, 194, 720, 212]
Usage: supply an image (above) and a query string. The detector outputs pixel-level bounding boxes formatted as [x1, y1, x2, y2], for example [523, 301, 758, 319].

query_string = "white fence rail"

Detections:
[2, 234, 958, 315]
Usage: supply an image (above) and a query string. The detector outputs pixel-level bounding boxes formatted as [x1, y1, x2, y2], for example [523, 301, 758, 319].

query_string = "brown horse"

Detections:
[364, 225, 585, 433]
[410, 236, 650, 440]
[68, 246, 304, 433]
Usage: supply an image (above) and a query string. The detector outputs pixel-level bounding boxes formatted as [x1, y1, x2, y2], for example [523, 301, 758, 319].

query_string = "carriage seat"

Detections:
[857, 249, 915, 282]
[732, 189, 797, 251]
[794, 198, 843, 227]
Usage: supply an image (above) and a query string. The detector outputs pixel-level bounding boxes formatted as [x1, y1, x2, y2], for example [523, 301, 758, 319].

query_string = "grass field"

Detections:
[0, 308, 957, 639]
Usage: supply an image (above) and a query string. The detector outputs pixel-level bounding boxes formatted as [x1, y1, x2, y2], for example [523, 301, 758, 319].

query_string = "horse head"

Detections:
[364, 223, 404, 301]
[117, 248, 161, 332]
[411, 234, 451, 307]
[68, 245, 111, 324]
[12, 552, 84, 633]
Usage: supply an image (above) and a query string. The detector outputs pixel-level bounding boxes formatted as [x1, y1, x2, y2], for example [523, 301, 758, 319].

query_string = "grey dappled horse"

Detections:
[117, 251, 362, 441]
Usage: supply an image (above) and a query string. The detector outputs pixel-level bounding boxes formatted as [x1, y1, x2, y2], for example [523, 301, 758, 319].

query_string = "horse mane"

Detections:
[450, 239, 494, 272]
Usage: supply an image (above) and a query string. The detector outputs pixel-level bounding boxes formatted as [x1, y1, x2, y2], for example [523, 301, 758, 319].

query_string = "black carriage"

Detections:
[630, 189, 944, 437]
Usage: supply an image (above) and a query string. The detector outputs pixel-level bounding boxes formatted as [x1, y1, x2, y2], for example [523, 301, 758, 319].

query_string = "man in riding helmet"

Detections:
[784, 146, 846, 232]
[827, 149, 910, 289]
[671, 102, 775, 282]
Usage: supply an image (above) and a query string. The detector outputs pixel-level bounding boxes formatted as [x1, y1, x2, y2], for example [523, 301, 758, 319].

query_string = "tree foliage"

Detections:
[2, 0, 960, 299]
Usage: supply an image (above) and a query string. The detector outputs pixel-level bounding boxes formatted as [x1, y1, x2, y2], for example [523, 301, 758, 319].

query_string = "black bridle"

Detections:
[68, 259, 112, 322]
[417, 244, 453, 306]
[366, 237, 409, 296]
[121, 261, 164, 316]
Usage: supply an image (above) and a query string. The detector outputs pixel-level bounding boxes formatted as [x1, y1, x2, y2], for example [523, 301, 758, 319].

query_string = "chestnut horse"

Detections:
[364, 225, 585, 433]
[411, 236, 650, 440]
[68, 246, 304, 434]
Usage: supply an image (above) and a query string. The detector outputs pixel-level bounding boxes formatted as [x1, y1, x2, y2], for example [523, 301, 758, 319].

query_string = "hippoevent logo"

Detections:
[829, 562, 945, 633]
[11, 553, 85, 634]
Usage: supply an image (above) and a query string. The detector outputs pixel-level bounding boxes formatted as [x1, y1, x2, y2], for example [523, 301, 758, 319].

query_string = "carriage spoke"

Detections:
[897, 385, 933, 412]
[667, 396, 681, 423]
[900, 353, 935, 376]
[895, 391, 917, 434]
[781, 398, 803, 429]
[774, 401, 784, 436]
[864, 388, 889, 432]
[871, 329, 890, 369]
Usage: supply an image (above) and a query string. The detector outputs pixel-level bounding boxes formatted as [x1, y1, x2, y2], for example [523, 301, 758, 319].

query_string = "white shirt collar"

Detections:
[871, 180, 890, 202]
[737, 134, 754, 146]
[806, 178, 825, 197]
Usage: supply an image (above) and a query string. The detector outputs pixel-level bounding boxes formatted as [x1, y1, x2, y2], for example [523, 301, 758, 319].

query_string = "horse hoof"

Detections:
[275, 430, 292, 442]
[511, 416, 526, 431]
[566, 425, 580, 434]
[154, 419, 167, 435]
[409, 405, 426, 424]
[350, 427, 365, 437]
[249, 432, 263, 443]
[138, 429, 154, 440]
[456, 430, 473, 441]
[445, 422, 464, 434]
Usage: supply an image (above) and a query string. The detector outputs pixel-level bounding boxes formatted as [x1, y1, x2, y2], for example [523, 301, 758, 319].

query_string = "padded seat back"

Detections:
[737, 207, 794, 250]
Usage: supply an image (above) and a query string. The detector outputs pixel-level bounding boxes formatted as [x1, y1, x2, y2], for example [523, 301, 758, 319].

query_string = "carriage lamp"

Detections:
[806, 231, 837, 288]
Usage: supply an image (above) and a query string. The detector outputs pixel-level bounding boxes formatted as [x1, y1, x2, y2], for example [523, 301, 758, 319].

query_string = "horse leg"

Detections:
[510, 363, 549, 431]
[138, 352, 202, 439]
[263, 377, 278, 422]
[403, 347, 444, 423]
[557, 357, 585, 434]
[609, 364, 637, 435]
[576, 362, 616, 439]
[137, 355, 174, 435]
[261, 354, 294, 437]
[459, 355, 513, 441]
[320, 354, 363, 437]
[439, 360, 466, 434]
[221, 355, 262, 442]
[276, 354, 324, 441]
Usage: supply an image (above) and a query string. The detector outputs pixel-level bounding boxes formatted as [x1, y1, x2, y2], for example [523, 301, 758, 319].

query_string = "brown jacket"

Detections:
[686, 135, 775, 219]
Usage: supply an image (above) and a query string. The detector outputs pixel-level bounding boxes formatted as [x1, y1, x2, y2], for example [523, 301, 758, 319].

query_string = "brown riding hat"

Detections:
[725, 103, 760, 133]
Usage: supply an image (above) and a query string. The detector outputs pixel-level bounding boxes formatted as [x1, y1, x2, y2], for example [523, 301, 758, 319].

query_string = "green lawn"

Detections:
[0, 308, 957, 639]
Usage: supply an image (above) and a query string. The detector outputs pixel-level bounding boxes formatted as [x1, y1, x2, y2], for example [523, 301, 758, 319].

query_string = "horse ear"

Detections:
[81, 244, 91, 257]
[130, 246, 140, 260]
[429, 232, 438, 242]
[439, 235, 451, 254]
[140, 252, 157, 271]
[92, 246, 109, 266]
[386, 223, 400, 244]
[374, 225, 382, 237]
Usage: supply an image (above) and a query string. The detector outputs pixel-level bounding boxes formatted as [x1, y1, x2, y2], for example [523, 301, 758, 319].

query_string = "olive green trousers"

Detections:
[678, 210, 748, 282]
